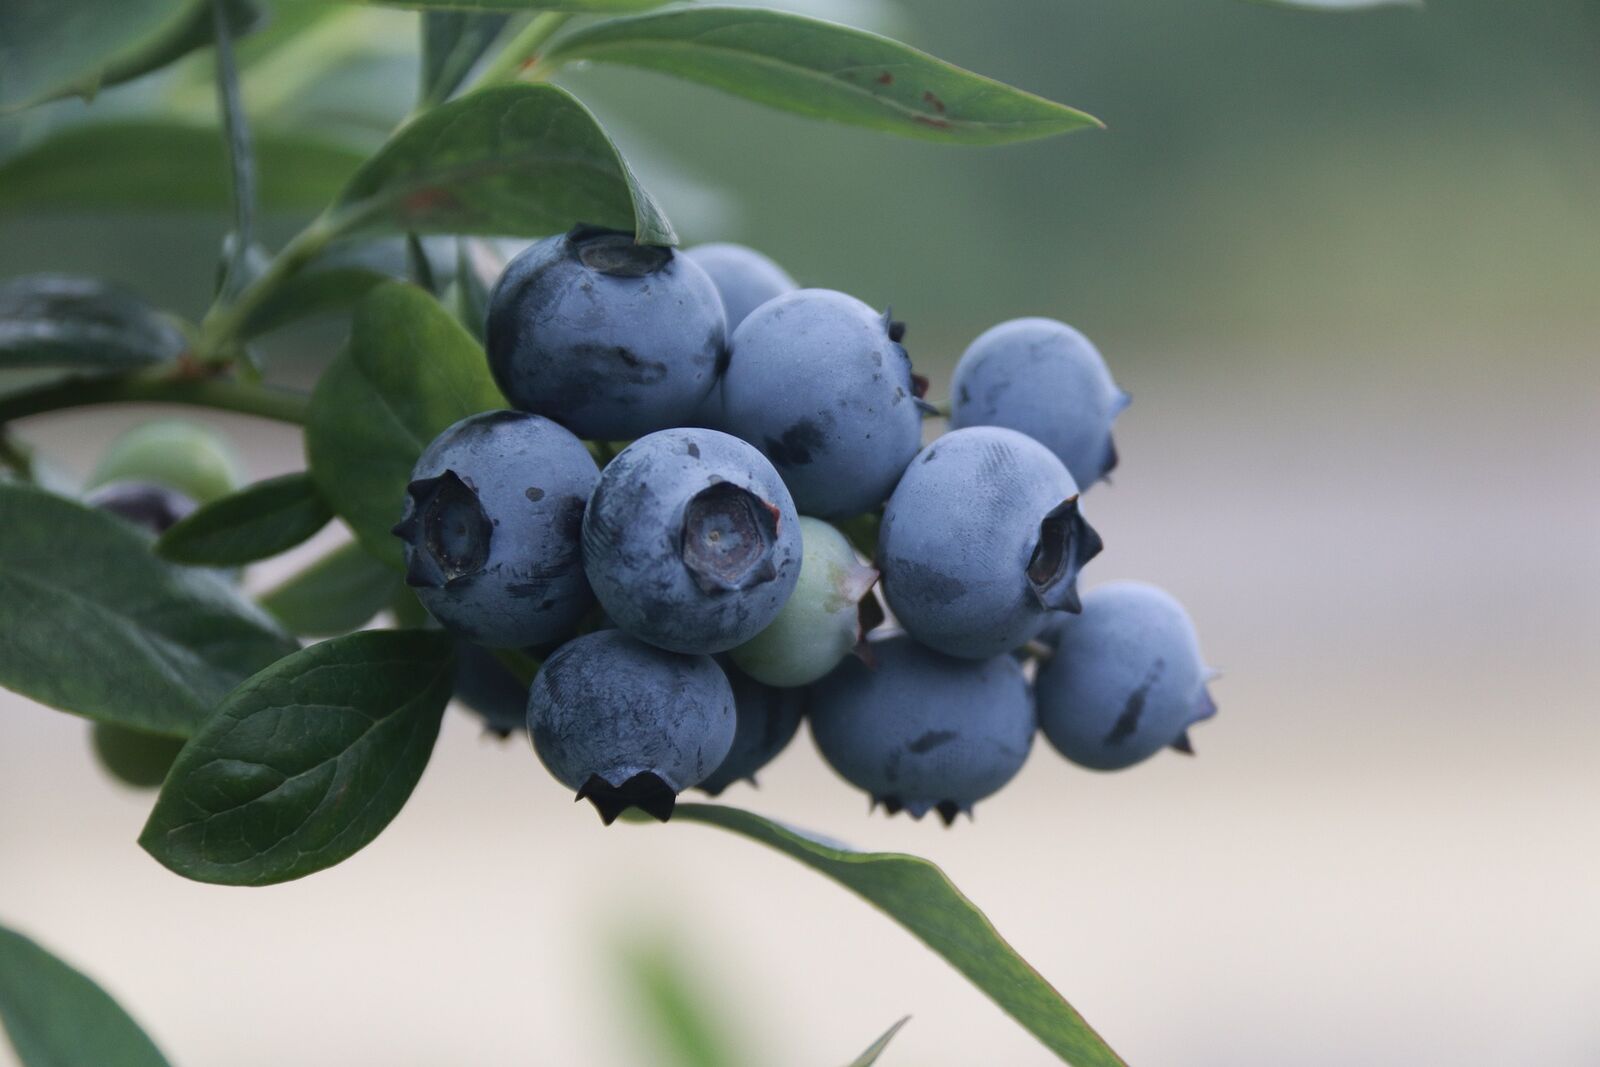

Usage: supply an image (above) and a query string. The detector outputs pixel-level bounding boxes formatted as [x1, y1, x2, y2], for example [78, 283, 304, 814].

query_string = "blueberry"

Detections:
[393, 410, 598, 648]
[527, 630, 735, 822]
[809, 634, 1034, 823]
[730, 517, 881, 688]
[88, 418, 244, 504]
[696, 661, 805, 796]
[85, 480, 196, 536]
[1035, 581, 1217, 770]
[878, 426, 1102, 659]
[683, 242, 798, 331]
[452, 641, 531, 737]
[90, 723, 185, 789]
[485, 225, 726, 440]
[949, 318, 1129, 491]
[720, 289, 925, 519]
[582, 427, 801, 654]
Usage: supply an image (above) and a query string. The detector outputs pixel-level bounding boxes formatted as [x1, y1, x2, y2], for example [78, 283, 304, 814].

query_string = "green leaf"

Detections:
[306, 281, 505, 570]
[325, 83, 675, 245]
[0, 0, 259, 112]
[420, 11, 511, 107]
[259, 541, 403, 636]
[847, 1017, 910, 1067]
[140, 629, 454, 886]
[0, 921, 172, 1067]
[363, 1, 673, 11]
[156, 472, 333, 565]
[0, 274, 186, 373]
[238, 264, 392, 338]
[0, 484, 298, 737]
[0, 120, 367, 217]
[544, 8, 1100, 145]
[664, 805, 1126, 1067]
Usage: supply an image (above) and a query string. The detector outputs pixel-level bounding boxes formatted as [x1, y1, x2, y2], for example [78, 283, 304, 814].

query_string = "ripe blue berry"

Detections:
[485, 226, 726, 440]
[720, 289, 925, 519]
[730, 517, 880, 688]
[684, 242, 798, 330]
[696, 662, 805, 796]
[582, 427, 801, 654]
[85, 481, 196, 535]
[393, 410, 598, 648]
[878, 426, 1102, 659]
[1035, 581, 1217, 770]
[949, 318, 1129, 491]
[527, 630, 735, 822]
[809, 635, 1035, 823]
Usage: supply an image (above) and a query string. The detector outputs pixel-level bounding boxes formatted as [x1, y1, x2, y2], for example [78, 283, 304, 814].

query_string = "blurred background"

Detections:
[2, 0, 1598, 1064]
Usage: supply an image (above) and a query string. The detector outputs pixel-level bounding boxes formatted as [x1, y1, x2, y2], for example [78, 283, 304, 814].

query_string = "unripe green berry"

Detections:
[88, 419, 244, 504]
[730, 517, 880, 688]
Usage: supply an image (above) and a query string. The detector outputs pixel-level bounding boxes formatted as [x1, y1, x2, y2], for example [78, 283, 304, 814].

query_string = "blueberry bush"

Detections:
[0, 0, 1404, 1063]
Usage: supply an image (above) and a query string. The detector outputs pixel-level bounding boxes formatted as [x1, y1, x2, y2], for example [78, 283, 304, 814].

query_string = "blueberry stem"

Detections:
[0, 371, 310, 426]
[472, 13, 572, 89]
[1020, 639, 1056, 662]
[211, 0, 257, 304]
[198, 214, 340, 359]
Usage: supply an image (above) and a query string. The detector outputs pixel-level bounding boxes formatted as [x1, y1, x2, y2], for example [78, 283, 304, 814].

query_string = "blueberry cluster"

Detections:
[394, 227, 1217, 824]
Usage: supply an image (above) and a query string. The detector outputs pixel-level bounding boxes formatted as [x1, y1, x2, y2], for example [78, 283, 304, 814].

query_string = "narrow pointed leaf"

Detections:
[847, 1017, 910, 1067]
[157, 472, 333, 565]
[324, 83, 675, 245]
[0, 484, 298, 737]
[0, 274, 186, 373]
[664, 804, 1125, 1067]
[259, 541, 403, 636]
[140, 629, 455, 885]
[306, 282, 505, 570]
[0, 922, 171, 1067]
[544, 8, 1100, 145]
[0, 120, 366, 217]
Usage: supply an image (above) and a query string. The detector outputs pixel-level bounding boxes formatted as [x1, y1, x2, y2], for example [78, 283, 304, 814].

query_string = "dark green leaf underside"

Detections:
[0, 484, 297, 737]
[545, 7, 1100, 145]
[140, 629, 455, 886]
[665, 804, 1125, 1067]
[157, 472, 333, 565]
[0, 922, 171, 1067]
[0, 274, 185, 373]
